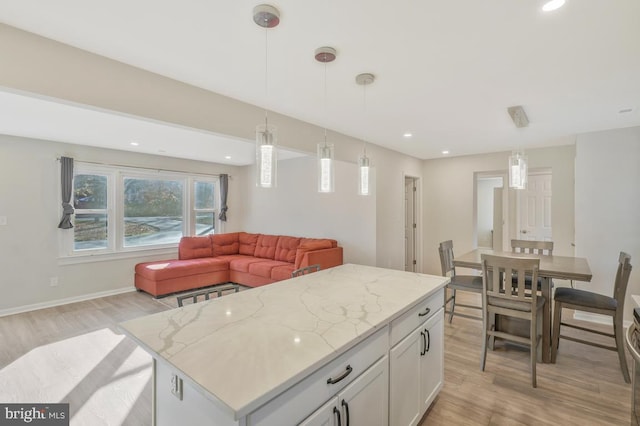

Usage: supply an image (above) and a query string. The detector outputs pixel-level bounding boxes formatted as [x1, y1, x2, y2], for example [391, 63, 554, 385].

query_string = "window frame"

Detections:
[60, 162, 220, 262]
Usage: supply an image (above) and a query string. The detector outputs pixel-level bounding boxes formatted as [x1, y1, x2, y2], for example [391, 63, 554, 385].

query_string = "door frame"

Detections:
[473, 171, 508, 250]
[403, 174, 421, 272]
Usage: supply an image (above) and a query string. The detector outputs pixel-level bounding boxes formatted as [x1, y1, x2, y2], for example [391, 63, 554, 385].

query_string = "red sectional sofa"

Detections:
[134, 232, 343, 297]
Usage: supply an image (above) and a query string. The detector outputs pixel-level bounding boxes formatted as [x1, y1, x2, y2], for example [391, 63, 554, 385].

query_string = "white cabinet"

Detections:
[300, 356, 389, 426]
[389, 308, 443, 426]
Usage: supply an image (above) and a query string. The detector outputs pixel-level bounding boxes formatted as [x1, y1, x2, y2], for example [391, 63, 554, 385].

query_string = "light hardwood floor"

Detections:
[0, 290, 632, 425]
[423, 292, 632, 425]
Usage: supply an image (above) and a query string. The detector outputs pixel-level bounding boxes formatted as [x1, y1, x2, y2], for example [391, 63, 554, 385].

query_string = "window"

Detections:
[123, 177, 184, 247]
[63, 163, 219, 258]
[73, 173, 110, 250]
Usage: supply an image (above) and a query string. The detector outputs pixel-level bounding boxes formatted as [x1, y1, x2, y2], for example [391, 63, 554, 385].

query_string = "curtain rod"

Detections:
[56, 157, 232, 178]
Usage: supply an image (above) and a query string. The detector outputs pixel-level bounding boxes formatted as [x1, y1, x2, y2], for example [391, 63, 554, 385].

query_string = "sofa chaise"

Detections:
[134, 232, 343, 297]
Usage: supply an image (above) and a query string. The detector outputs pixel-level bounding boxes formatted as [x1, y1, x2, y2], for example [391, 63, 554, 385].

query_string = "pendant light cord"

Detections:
[362, 80, 368, 156]
[323, 62, 328, 148]
[264, 27, 269, 127]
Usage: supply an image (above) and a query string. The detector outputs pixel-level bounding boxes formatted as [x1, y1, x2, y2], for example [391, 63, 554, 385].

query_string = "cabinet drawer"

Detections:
[247, 326, 389, 426]
[390, 288, 443, 347]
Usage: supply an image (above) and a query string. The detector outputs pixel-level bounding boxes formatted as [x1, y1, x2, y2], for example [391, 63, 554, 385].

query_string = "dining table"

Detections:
[453, 248, 592, 363]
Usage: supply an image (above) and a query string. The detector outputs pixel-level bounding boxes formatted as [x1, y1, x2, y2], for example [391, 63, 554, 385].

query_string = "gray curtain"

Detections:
[57, 157, 75, 229]
[218, 174, 229, 222]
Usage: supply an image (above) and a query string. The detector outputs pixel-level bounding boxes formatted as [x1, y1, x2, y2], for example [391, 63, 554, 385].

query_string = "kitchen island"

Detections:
[120, 264, 448, 426]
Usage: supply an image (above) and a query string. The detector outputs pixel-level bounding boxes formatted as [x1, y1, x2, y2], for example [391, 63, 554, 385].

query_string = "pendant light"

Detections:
[509, 151, 528, 189]
[356, 73, 375, 196]
[253, 4, 280, 188]
[315, 47, 337, 193]
[507, 105, 529, 190]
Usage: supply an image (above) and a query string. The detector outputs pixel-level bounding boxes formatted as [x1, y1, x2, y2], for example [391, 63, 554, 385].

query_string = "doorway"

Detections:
[404, 176, 418, 272]
[476, 176, 504, 248]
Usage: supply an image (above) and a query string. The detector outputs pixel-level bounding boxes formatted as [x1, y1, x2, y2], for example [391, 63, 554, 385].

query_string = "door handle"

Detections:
[521, 230, 527, 234]
[425, 329, 431, 352]
[420, 331, 426, 356]
[333, 406, 341, 426]
[341, 399, 350, 426]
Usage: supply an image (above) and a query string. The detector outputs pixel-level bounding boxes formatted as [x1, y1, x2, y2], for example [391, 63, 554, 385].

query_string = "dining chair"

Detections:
[438, 240, 483, 323]
[291, 264, 321, 278]
[511, 239, 554, 256]
[511, 239, 554, 291]
[480, 254, 544, 387]
[176, 283, 240, 307]
[551, 252, 632, 383]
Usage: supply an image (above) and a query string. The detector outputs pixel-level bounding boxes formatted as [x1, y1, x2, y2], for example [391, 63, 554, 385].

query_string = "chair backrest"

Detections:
[481, 254, 540, 306]
[613, 252, 633, 307]
[438, 240, 455, 277]
[291, 264, 321, 278]
[511, 239, 554, 256]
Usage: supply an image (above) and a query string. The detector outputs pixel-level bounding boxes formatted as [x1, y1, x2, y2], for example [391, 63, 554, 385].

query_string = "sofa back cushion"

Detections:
[294, 239, 335, 268]
[179, 236, 214, 260]
[254, 234, 279, 259]
[239, 232, 260, 256]
[274, 236, 301, 263]
[211, 232, 239, 256]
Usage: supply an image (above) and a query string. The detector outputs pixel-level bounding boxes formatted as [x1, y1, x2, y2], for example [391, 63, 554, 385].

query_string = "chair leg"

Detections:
[614, 313, 631, 383]
[449, 289, 457, 324]
[551, 301, 562, 363]
[480, 314, 488, 371]
[531, 314, 537, 388]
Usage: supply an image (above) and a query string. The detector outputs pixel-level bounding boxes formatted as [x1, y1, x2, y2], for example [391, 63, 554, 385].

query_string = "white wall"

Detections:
[422, 143, 576, 276]
[240, 157, 376, 266]
[0, 135, 243, 313]
[575, 126, 640, 323]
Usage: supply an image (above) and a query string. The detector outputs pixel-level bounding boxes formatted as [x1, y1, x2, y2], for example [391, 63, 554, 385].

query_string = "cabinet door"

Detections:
[339, 355, 388, 426]
[420, 311, 444, 412]
[389, 326, 422, 426]
[299, 397, 339, 426]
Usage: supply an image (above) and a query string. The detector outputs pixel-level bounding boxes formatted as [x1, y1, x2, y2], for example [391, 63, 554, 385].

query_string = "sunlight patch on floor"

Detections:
[0, 328, 152, 425]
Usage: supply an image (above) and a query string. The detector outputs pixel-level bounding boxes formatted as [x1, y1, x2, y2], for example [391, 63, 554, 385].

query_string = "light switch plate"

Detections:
[0, 216, 6, 225]
[170, 374, 183, 400]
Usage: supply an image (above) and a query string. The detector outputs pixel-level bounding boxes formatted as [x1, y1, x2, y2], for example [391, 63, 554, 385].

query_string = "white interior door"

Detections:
[518, 173, 552, 241]
[404, 177, 416, 272]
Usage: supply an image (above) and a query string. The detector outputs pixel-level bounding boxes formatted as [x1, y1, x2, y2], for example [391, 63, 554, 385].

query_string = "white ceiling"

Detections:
[1, 0, 639, 162]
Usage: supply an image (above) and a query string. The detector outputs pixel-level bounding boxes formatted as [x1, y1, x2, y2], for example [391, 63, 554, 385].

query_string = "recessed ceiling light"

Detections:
[542, 0, 565, 12]
[130, 141, 139, 146]
[224, 155, 232, 159]
[442, 150, 450, 155]
[403, 132, 412, 138]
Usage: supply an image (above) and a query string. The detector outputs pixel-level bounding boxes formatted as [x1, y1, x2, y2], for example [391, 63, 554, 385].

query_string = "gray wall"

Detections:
[575, 126, 640, 323]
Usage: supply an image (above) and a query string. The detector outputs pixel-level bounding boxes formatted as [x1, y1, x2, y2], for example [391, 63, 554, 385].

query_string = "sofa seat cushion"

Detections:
[219, 255, 272, 273]
[271, 264, 296, 281]
[136, 258, 229, 281]
[178, 236, 214, 260]
[249, 260, 292, 279]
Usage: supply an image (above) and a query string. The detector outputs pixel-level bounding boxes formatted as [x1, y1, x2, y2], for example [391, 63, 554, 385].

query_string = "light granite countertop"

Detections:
[119, 263, 448, 419]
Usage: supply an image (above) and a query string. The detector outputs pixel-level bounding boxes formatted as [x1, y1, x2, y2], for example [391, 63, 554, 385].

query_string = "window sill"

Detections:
[59, 246, 179, 266]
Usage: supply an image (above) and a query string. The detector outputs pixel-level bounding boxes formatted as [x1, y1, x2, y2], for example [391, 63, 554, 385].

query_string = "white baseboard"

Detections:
[573, 311, 632, 329]
[0, 287, 136, 318]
